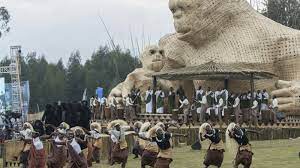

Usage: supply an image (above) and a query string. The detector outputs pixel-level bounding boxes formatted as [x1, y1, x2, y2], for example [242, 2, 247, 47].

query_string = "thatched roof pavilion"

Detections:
[149, 61, 277, 105]
[151, 61, 276, 81]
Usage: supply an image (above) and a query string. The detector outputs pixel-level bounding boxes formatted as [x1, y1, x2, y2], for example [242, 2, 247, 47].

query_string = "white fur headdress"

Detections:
[140, 122, 151, 133]
[226, 122, 239, 159]
[90, 122, 102, 133]
[199, 123, 211, 139]
[134, 121, 143, 129]
[23, 122, 34, 131]
[107, 119, 128, 130]
[155, 122, 165, 130]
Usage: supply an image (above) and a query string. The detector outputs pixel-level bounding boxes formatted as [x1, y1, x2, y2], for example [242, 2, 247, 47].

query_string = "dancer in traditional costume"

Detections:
[19, 122, 34, 168]
[226, 123, 260, 168]
[87, 122, 102, 166]
[47, 123, 68, 168]
[199, 123, 225, 168]
[28, 130, 46, 168]
[107, 120, 131, 168]
[139, 122, 158, 168]
[67, 128, 88, 168]
[132, 121, 144, 159]
[139, 123, 186, 168]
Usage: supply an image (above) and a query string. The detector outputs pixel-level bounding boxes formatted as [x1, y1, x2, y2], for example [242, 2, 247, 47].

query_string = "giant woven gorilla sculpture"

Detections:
[163, 0, 300, 113]
[110, 0, 300, 114]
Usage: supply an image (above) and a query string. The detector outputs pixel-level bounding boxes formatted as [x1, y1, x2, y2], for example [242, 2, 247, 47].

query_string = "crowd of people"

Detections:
[41, 101, 91, 129]
[12, 119, 259, 168]
[90, 86, 284, 125]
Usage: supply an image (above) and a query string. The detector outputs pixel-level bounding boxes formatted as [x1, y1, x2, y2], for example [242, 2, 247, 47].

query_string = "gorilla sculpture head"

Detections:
[169, 0, 250, 46]
[140, 45, 165, 72]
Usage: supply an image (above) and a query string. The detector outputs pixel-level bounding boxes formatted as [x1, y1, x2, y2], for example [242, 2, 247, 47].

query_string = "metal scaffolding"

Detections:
[0, 46, 24, 121]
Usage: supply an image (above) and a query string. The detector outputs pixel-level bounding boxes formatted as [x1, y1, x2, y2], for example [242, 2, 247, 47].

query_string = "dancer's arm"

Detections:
[137, 133, 151, 141]
[199, 133, 206, 141]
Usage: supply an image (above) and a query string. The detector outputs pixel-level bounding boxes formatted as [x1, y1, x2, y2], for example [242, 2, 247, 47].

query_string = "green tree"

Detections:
[1, 45, 139, 111]
[263, 0, 300, 29]
[66, 50, 85, 101]
[0, 6, 10, 38]
[84, 46, 140, 97]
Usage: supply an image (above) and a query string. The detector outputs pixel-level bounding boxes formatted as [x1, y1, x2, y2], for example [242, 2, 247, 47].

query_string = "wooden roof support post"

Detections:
[250, 73, 255, 102]
[224, 78, 229, 90]
[152, 76, 157, 114]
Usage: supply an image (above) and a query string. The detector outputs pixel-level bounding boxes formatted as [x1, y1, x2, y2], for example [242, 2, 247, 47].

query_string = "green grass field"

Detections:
[96, 139, 300, 168]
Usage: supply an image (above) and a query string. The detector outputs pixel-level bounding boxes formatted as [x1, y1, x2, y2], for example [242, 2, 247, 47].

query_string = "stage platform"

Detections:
[95, 112, 300, 127]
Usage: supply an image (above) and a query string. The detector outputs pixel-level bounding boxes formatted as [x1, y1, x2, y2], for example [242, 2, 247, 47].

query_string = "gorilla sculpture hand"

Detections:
[272, 80, 300, 112]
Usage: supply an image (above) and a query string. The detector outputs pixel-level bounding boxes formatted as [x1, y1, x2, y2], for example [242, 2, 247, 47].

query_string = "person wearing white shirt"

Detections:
[196, 86, 204, 100]
[261, 89, 269, 111]
[67, 129, 88, 167]
[214, 89, 221, 104]
[92, 97, 99, 119]
[90, 96, 95, 109]
[100, 97, 107, 119]
[221, 88, 229, 108]
[110, 96, 118, 119]
[200, 95, 208, 123]
[233, 94, 241, 123]
[19, 122, 33, 167]
[85, 122, 102, 165]
[145, 87, 153, 113]
[251, 99, 259, 126]
[256, 90, 262, 112]
[271, 96, 279, 122]
[93, 96, 98, 107]
[206, 89, 215, 117]
[155, 88, 165, 114]
[195, 88, 204, 122]
[108, 123, 131, 168]
[179, 96, 190, 124]
[125, 94, 135, 121]
[215, 95, 224, 122]
[28, 131, 46, 167]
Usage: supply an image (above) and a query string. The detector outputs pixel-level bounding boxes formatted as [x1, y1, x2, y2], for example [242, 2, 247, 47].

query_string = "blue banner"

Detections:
[4, 81, 30, 121]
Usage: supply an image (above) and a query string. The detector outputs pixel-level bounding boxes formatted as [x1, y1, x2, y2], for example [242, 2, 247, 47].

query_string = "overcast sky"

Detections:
[0, 0, 258, 64]
[0, 0, 174, 63]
